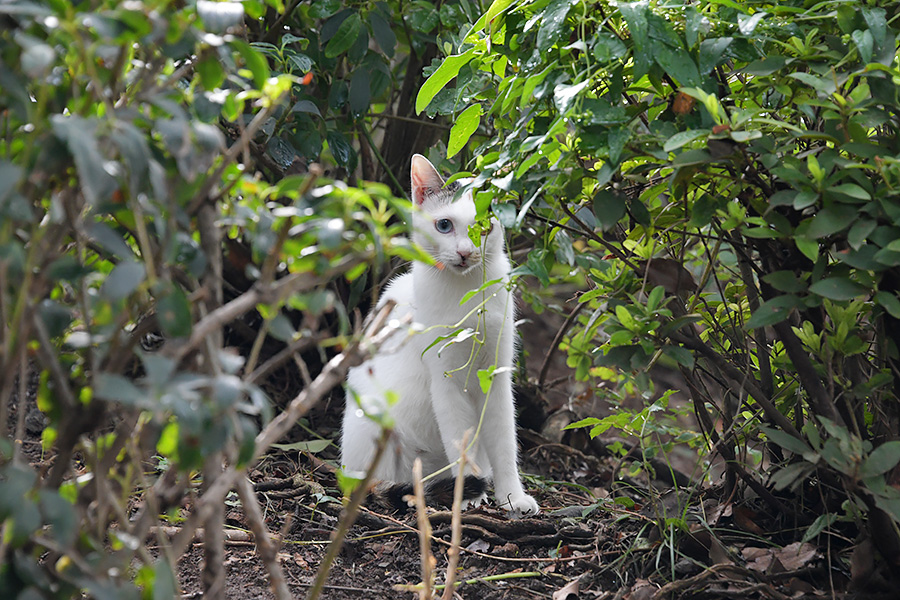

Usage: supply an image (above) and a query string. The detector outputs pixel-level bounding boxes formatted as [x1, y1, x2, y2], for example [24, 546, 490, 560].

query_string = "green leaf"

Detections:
[592, 189, 627, 231]
[808, 277, 867, 301]
[369, 11, 396, 58]
[536, 0, 577, 53]
[828, 183, 870, 201]
[50, 116, 118, 206]
[325, 13, 361, 58]
[647, 285, 665, 311]
[415, 47, 477, 114]
[788, 72, 836, 95]
[231, 39, 269, 89]
[761, 426, 812, 457]
[664, 129, 709, 153]
[745, 295, 802, 329]
[100, 261, 146, 301]
[663, 345, 694, 368]
[38, 490, 76, 546]
[477, 366, 496, 394]
[348, 67, 371, 115]
[152, 559, 177, 600]
[875, 291, 900, 319]
[655, 45, 701, 87]
[447, 104, 482, 158]
[464, 0, 516, 38]
[157, 288, 192, 337]
[802, 513, 837, 543]
[563, 417, 601, 431]
[763, 271, 806, 293]
[860, 441, 900, 479]
[406, 1, 439, 33]
[94, 374, 146, 406]
[806, 205, 857, 239]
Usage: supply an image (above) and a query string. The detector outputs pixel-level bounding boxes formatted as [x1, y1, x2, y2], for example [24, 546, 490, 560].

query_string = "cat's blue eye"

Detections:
[435, 218, 453, 234]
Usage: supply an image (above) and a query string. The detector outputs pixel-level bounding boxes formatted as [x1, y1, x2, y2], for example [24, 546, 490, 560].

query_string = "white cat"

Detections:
[340, 154, 539, 518]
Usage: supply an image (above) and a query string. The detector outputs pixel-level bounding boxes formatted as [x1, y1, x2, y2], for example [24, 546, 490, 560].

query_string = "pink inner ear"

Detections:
[411, 155, 444, 205]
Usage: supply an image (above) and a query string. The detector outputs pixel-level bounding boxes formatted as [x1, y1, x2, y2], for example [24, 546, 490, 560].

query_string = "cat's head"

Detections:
[410, 154, 502, 275]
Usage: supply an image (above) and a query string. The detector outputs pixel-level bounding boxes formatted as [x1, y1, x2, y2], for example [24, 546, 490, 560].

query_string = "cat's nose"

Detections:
[457, 249, 471, 260]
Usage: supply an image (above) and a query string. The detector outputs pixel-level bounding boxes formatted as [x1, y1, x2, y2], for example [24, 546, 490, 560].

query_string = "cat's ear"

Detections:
[410, 154, 445, 206]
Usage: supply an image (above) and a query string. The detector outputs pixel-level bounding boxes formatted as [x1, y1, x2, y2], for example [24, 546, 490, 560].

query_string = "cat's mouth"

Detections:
[453, 258, 479, 272]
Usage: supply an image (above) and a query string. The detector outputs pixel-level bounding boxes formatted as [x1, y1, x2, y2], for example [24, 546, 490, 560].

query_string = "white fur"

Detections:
[341, 155, 539, 517]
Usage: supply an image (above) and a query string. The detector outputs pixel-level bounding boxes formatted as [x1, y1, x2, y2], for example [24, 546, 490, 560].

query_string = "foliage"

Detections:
[4, 0, 900, 596]
[419, 0, 900, 572]
[0, 0, 441, 597]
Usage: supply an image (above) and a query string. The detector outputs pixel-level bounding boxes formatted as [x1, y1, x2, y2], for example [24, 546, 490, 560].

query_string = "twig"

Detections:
[538, 301, 588, 389]
[305, 428, 393, 600]
[559, 201, 641, 272]
[235, 475, 292, 600]
[413, 459, 436, 600]
[441, 434, 470, 600]
[669, 331, 802, 439]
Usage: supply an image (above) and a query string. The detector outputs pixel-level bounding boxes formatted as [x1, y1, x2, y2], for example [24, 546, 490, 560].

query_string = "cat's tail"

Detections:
[371, 476, 488, 512]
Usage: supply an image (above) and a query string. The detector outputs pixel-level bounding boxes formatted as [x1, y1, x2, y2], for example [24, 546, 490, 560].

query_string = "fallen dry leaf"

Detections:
[552, 578, 580, 600]
[774, 541, 818, 571]
[626, 579, 656, 600]
[742, 542, 819, 573]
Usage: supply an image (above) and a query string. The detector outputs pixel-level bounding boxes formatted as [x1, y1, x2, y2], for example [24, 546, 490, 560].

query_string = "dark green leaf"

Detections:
[663, 345, 694, 368]
[405, 1, 440, 33]
[157, 288, 192, 337]
[536, 0, 576, 53]
[51, 115, 118, 206]
[369, 11, 396, 57]
[348, 67, 371, 115]
[592, 189, 627, 231]
[875, 291, 900, 319]
[763, 271, 806, 293]
[743, 55, 790, 76]
[746, 295, 802, 329]
[94, 374, 147, 406]
[860, 441, 900, 479]
[325, 13, 361, 57]
[152, 559, 177, 600]
[326, 130, 354, 167]
[806, 205, 857, 239]
[309, 0, 340, 19]
[291, 99, 321, 117]
[38, 490, 76, 546]
[762, 426, 812, 457]
[808, 277, 867, 301]
[655, 45, 701, 87]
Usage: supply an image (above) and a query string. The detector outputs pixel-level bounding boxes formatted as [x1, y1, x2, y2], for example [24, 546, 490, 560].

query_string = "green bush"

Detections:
[419, 0, 900, 559]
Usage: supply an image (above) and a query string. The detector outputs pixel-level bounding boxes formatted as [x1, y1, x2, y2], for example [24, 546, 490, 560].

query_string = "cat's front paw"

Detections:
[499, 492, 539, 518]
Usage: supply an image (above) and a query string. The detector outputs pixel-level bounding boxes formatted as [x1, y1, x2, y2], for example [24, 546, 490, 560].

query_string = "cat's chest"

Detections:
[414, 285, 512, 369]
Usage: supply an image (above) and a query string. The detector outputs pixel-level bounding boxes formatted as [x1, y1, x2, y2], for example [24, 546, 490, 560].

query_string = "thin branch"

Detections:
[538, 301, 588, 389]
[559, 201, 642, 272]
[235, 475, 292, 600]
[670, 331, 802, 440]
